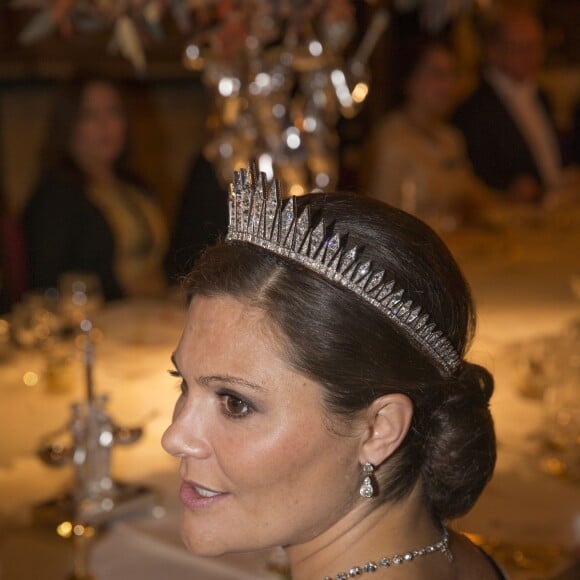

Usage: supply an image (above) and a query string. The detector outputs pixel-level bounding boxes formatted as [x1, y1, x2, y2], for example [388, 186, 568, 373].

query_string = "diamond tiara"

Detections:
[225, 163, 461, 376]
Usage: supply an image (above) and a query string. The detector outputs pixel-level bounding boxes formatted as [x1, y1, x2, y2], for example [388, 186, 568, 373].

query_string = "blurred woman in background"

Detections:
[366, 39, 494, 229]
[22, 73, 167, 300]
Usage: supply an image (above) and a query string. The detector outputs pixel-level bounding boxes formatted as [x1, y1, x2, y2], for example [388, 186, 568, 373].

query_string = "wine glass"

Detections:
[58, 272, 103, 335]
[11, 289, 61, 348]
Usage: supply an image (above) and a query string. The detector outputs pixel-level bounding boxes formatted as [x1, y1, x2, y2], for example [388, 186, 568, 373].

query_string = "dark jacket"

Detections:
[22, 171, 123, 300]
[566, 101, 580, 166]
[453, 79, 559, 191]
[165, 155, 228, 282]
[0, 216, 27, 312]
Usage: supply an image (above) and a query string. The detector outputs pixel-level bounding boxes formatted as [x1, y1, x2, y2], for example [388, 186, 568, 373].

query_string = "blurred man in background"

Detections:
[454, 9, 562, 203]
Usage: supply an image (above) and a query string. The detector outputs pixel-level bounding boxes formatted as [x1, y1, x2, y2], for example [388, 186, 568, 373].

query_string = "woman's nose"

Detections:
[161, 402, 212, 460]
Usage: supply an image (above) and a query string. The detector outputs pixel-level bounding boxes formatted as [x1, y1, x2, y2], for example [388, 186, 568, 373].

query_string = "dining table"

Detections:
[0, 202, 578, 580]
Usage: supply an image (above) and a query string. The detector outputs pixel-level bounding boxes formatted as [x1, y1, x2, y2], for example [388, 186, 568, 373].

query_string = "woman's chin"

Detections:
[181, 532, 221, 557]
[180, 522, 271, 558]
[180, 519, 229, 557]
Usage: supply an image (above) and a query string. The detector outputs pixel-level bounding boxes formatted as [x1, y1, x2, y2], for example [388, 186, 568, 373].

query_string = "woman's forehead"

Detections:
[187, 295, 272, 336]
[179, 296, 287, 373]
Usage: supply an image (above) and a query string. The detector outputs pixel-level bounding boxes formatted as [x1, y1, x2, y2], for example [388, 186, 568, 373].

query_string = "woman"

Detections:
[162, 166, 504, 579]
[22, 74, 167, 300]
[366, 40, 494, 228]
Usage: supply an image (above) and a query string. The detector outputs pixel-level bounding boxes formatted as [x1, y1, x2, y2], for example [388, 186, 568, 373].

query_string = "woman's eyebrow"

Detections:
[198, 374, 268, 393]
[170, 354, 268, 393]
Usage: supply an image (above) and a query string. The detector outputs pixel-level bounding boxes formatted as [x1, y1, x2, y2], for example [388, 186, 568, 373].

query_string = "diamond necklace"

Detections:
[322, 529, 452, 580]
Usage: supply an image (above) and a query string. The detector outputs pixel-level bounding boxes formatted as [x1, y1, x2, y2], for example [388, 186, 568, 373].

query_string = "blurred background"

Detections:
[2, 0, 580, 221]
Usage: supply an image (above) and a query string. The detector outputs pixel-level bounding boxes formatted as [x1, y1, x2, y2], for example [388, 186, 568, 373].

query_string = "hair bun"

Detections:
[457, 362, 495, 405]
[421, 364, 496, 522]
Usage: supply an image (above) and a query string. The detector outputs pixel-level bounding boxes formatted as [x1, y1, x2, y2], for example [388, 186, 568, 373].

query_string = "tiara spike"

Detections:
[310, 220, 326, 258]
[415, 313, 429, 330]
[387, 289, 405, 309]
[321, 233, 340, 265]
[271, 178, 283, 211]
[407, 306, 422, 324]
[258, 197, 267, 238]
[294, 207, 311, 252]
[366, 271, 384, 293]
[328, 248, 343, 271]
[265, 188, 280, 241]
[399, 300, 413, 321]
[340, 246, 359, 277]
[280, 197, 296, 247]
[339, 246, 358, 273]
[225, 164, 461, 376]
[301, 229, 313, 257]
[249, 160, 260, 186]
[421, 323, 437, 338]
[343, 259, 359, 279]
[377, 280, 396, 302]
[259, 171, 271, 238]
[240, 169, 253, 232]
[357, 270, 373, 289]
[353, 261, 372, 284]
[228, 183, 236, 230]
[427, 330, 443, 345]
[249, 175, 265, 236]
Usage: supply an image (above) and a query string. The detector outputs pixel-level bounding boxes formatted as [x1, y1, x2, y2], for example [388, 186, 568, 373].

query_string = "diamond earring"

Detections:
[359, 462, 375, 498]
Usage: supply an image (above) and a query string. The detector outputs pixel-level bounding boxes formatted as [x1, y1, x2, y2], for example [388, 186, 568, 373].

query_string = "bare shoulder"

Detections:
[449, 531, 503, 580]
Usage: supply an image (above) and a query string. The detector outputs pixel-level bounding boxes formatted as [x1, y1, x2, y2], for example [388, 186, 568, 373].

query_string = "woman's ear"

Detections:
[358, 393, 414, 467]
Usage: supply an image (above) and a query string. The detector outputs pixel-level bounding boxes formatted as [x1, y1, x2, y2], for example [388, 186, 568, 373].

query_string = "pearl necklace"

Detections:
[322, 529, 452, 580]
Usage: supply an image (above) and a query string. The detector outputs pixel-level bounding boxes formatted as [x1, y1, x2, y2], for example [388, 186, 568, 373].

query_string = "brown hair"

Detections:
[186, 193, 496, 523]
[392, 36, 455, 106]
[41, 72, 135, 185]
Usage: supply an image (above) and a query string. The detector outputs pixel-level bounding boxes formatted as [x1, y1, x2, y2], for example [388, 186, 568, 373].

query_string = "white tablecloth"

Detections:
[0, 207, 579, 579]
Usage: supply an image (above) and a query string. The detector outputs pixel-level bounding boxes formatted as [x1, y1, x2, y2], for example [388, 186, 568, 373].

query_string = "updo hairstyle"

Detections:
[186, 193, 496, 524]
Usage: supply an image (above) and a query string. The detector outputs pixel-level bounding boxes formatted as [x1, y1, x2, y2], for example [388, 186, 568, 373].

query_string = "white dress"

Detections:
[366, 111, 492, 223]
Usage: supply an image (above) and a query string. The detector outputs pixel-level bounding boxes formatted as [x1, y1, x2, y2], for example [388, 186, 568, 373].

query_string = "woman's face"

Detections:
[406, 47, 458, 119]
[162, 295, 363, 556]
[70, 81, 127, 169]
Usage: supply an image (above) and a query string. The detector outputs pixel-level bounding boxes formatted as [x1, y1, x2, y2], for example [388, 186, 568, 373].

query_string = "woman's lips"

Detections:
[180, 481, 229, 510]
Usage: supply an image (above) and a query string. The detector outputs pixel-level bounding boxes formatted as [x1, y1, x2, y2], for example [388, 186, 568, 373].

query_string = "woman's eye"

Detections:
[221, 394, 252, 418]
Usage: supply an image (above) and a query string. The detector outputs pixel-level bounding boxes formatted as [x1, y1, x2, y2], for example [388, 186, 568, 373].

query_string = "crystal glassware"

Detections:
[58, 272, 103, 335]
[11, 289, 61, 348]
[71, 395, 115, 508]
